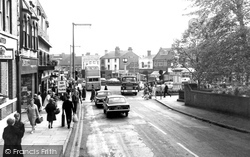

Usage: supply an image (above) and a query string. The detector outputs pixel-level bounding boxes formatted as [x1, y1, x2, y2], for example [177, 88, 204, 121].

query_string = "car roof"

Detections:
[107, 95, 125, 98]
[97, 90, 111, 93]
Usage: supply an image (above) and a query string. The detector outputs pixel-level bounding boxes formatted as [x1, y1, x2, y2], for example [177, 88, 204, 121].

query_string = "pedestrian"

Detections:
[2, 117, 24, 157]
[45, 98, 57, 129]
[104, 85, 108, 90]
[37, 92, 43, 108]
[90, 85, 96, 102]
[72, 89, 79, 113]
[43, 91, 51, 108]
[152, 84, 157, 99]
[77, 87, 82, 104]
[164, 84, 171, 97]
[26, 98, 40, 134]
[62, 95, 74, 129]
[13, 113, 25, 157]
[34, 94, 42, 112]
[82, 86, 86, 101]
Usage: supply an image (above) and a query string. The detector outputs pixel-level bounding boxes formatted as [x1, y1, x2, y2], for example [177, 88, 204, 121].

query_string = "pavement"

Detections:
[155, 95, 250, 134]
[0, 100, 77, 157]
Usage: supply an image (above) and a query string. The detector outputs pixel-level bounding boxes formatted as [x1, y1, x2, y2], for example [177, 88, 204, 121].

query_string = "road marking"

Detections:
[133, 112, 144, 119]
[177, 143, 199, 157]
[148, 122, 167, 135]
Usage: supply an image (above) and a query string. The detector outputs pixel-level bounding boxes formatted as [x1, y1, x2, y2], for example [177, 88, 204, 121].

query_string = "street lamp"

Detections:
[70, 45, 80, 79]
[123, 58, 128, 76]
[72, 23, 91, 80]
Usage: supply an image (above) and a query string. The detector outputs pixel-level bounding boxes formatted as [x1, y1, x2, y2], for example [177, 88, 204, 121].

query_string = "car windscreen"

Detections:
[108, 97, 126, 103]
[122, 77, 136, 82]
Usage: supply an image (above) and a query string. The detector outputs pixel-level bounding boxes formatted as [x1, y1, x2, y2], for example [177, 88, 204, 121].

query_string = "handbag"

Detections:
[73, 113, 78, 122]
[35, 117, 43, 124]
[54, 108, 60, 114]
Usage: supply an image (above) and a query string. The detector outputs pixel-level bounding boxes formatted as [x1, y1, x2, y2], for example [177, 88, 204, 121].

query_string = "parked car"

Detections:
[103, 95, 130, 117]
[107, 78, 120, 83]
[94, 90, 112, 108]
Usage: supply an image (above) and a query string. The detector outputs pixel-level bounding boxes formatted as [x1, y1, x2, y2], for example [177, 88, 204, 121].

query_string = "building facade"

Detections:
[138, 50, 155, 74]
[0, 0, 19, 132]
[152, 48, 175, 77]
[100, 47, 139, 78]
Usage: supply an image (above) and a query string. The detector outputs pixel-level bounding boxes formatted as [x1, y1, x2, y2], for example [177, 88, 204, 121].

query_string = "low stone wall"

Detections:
[184, 84, 250, 118]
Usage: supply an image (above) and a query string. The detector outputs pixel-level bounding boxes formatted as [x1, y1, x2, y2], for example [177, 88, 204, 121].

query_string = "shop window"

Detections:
[0, 62, 8, 105]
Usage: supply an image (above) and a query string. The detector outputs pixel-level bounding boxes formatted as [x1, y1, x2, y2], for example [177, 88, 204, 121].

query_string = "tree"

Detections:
[172, 0, 250, 85]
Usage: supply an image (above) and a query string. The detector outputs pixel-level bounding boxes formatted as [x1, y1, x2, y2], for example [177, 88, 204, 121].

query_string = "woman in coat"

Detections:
[27, 98, 40, 133]
[2, 117, 23, 157]
[45, 98, 57, 129]
[62, 95, 74, 129]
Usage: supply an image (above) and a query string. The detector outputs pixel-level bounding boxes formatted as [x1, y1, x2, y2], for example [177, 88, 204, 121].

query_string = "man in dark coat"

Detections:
[45, 98, 57, 129]
[90, 85, 96, 102]
[14, 113, 25, 146]
[2, 117, 23, 157]
[82, 86, 86, 101]
[62, 95, 74, 129]
[164, 84, 171, 97]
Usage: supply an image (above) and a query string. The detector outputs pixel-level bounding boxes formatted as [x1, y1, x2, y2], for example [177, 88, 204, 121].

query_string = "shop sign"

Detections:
[0, 46, 13, 59]
[58, 81, 66, 93]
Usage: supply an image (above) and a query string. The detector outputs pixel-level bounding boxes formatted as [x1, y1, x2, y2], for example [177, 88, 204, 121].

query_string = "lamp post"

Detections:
[72, 23, 91, 80]
[70, 45, 80, 79]
[123, 58, 128, 76]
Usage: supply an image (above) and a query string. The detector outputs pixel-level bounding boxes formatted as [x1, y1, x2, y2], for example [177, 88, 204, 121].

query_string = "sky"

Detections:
[39, 0, 192, 57]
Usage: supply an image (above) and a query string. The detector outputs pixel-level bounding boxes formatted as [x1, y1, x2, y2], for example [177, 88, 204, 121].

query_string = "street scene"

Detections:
[1, 0, 250, 157]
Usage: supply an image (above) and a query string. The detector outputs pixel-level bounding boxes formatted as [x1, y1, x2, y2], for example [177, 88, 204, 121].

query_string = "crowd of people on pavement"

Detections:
[142, 82, 171, 100]
[1, 79, 89, 156]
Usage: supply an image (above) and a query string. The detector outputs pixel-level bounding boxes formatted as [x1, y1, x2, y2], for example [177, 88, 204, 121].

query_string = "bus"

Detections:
[85, 65, 101, 91]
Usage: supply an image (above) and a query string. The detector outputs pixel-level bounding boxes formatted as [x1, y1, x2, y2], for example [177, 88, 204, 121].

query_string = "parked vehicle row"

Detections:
[93, 90, 130, 118]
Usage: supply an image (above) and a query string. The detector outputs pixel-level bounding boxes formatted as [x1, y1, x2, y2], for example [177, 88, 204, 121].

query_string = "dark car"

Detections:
[103, 95, 130, 118]
[94, 90, 112, 108]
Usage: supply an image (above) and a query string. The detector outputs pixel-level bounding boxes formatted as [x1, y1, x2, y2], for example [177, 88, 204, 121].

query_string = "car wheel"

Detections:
[134, 92, 137, 96]
[121, 92, 124, 95]
[125, 112, 128, 117]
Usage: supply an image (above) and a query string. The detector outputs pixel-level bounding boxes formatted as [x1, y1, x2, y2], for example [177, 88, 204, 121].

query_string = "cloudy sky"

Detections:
[39, 0, 192, 57]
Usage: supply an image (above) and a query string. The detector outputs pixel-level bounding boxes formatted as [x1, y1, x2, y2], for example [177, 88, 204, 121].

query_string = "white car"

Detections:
[108, 78, 120, 82]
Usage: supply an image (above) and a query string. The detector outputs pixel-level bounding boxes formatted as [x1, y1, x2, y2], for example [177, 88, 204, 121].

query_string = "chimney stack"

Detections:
[115, 47, 120, 56]
[128, 47, 133, 52]
[105, 50, 108, 54]
[147, 50, 151, 56]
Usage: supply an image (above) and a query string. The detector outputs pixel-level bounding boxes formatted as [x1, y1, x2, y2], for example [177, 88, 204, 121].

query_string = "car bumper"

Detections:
[106, 109, 130, 113]
[121, 90, 137, 93]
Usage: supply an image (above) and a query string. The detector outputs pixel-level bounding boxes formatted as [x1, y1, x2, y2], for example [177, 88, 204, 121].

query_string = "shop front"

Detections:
[21, 58, 38, 110]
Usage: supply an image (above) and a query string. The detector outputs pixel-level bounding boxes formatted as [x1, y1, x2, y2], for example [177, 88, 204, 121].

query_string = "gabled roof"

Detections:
[101, 51, 127, 59]
[153, 48, 174, 60]
[140, 54, 156, 59]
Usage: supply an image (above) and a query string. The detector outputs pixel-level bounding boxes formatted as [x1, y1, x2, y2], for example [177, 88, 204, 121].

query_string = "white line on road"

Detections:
[133, 112, 144, 119]
[177, 143, 199, 157]
[148, 122, 167, 135]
